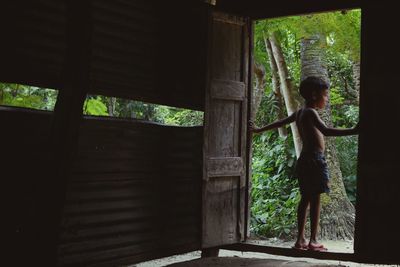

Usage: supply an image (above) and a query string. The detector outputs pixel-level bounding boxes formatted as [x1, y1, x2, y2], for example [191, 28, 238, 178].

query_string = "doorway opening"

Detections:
[249, 9, 361, 253]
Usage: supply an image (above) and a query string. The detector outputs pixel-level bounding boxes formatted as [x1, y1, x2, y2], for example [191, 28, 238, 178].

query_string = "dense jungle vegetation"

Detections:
[250, 10, 360, 240]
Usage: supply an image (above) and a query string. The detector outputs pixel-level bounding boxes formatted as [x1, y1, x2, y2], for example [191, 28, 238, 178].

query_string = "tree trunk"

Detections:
[252, 61, 266, 120]
[300, 35, 355, 240]
[351, 61, 360, 104]
[0, 86, 3, 105]
[269, 33, 302, 157]
[12, 84, 19, 97]
[108, 97, 117, 116]
[341, 62, 359, 105]
[143, 104, 156, 120]
[264, 35, 287, 138]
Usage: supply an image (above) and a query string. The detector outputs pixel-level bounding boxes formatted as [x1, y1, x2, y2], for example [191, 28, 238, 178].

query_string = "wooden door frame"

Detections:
[244, 19, 254, 240]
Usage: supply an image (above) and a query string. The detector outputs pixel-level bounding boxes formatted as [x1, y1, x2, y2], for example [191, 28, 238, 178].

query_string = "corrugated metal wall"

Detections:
[58, 117, 202, 266]
[3, 107, 52, 251]
[0, 0, 206, 111]
[90, 0, 158, 103]
[3, 107, 53, 266]
[0, 0, 67, 88]
[89, 0, 207, 110]
[3, 108, 202, 266]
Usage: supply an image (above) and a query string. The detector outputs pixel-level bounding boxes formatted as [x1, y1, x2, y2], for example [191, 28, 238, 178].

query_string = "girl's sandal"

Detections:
[308, 243, 328, 252]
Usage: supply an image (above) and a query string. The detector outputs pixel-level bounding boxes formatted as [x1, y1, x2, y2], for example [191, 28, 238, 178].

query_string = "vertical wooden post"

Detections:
[244, 20, 254, 239]
[32, 1, 92, 265]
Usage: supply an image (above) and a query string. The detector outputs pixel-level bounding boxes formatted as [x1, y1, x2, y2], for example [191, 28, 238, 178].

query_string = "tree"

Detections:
[268, 32, 303, 157]
[264, 35, 287, 138]
[107, 97, 117, 116]
[0, 85, 4, 105]
[252, 61, 267, 121]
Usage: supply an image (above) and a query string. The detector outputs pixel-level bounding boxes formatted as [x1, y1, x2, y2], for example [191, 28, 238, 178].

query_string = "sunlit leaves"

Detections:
[256, 9, 361, 61]
[330, 87, 345, 105]
[162, 108, 203, 126]
[83, 96, 108, 116]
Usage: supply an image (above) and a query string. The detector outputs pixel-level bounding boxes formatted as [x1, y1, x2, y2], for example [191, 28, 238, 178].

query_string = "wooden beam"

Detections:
[33, 0, 92, 265]
[216, 0, 362, 19]
[222, 243, 355, 262]
[207, 157, 244, 177]
[223, 241, 400, 265]
[211, 80, 246, 101]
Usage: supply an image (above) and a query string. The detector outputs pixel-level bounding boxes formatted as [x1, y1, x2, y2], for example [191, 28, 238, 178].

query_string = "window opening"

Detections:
[83, 94, 204, 126]
[0, 82, 58, 111]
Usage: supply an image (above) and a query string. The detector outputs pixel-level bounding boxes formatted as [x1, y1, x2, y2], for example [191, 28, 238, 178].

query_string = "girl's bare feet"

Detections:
[293, 238, 308, 250]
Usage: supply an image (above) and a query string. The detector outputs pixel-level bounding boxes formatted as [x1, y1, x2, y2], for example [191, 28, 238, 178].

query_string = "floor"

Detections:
[166, 256, 344, 267]
[133, 246, 399, 267]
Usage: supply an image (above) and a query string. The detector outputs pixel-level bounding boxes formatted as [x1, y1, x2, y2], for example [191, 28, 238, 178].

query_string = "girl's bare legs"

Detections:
[309, 194, 324, 247]
[294, 195, 309, 248]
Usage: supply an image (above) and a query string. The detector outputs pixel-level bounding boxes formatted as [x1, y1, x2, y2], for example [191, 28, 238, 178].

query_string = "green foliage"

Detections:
[83, 96, 108, 116]
[109, 99, 203, 126]
[326, 45, 359, 204]
[329, 87, 345, 105]
[81, 96, 204, 126]
[0, 83, 58, 110]
[335, 105, 359, 204]
[251, 131, 299, 239]
[336, 136, 358, 203]
[161, 107, 204, 126]
[250, 48, 300, 238]
[1, 83, 203, 126]
[256, 9, 361, 61]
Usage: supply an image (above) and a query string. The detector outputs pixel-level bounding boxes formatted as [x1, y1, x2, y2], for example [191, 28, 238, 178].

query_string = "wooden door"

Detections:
[202, 10, 250, 248]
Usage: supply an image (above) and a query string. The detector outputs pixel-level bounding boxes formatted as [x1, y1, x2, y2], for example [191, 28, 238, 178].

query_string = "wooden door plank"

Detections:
[211, 79, 245, 100]
[206, 157, 244, 178]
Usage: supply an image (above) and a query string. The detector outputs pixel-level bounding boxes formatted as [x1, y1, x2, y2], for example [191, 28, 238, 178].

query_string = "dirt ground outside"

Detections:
[130, 239, 399, 267]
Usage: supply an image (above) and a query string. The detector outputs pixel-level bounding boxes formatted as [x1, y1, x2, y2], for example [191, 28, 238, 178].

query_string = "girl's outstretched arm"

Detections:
[249, 112, 296, 134]
[310, 109, 359, 136]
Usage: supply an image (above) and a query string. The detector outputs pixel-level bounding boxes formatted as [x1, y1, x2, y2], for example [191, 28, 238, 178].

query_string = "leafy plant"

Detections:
[251, 130, 300, 239]
[83, 96, 108, 116]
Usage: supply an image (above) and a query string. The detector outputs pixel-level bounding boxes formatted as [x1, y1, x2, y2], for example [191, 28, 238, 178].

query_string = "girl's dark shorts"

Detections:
[295, 151, 330, 195]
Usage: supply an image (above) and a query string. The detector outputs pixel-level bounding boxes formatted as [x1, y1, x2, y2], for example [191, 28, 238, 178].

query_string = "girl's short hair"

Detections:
[299, 76, 329, 101]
